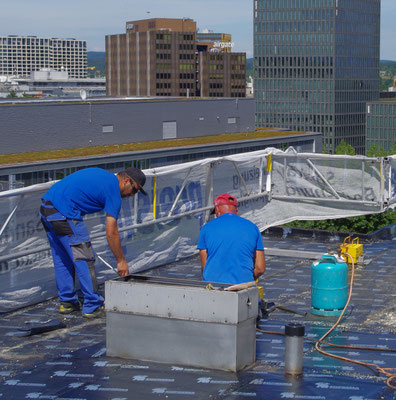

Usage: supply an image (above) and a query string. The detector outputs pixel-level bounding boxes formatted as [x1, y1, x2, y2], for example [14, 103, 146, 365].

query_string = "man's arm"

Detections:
[199, 249, 207, 272]
[253, 250, 265, 280]
[105, 214, 129, 277]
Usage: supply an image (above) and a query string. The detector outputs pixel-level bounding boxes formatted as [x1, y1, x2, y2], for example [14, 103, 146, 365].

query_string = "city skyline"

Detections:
[1, 0, 395, 60]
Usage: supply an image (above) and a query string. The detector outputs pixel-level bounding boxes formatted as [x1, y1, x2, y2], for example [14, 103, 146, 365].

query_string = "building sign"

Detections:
[213, 41, 234, 49]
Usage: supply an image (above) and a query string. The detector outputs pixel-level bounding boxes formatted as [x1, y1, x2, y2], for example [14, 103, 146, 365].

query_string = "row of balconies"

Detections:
[0, 46, 86, 51]
[0, 53, 86, 58]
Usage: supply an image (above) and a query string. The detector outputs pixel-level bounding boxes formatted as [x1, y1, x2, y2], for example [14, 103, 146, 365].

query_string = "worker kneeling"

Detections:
[197, 193, 265, 289]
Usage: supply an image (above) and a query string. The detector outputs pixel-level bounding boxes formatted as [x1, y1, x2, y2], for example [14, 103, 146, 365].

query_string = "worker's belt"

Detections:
[40, 199, 59, 218]
[41, 199, 54, 206]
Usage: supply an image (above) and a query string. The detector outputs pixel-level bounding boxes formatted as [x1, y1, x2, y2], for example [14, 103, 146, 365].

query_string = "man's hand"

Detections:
[117, 259, 129, 277]
[106, 214, 129, 276]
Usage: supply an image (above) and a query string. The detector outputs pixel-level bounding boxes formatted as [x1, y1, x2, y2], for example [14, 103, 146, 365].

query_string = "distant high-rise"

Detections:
[106, 18, 246, 98]
[366, 100, 396, 153]
[254, 0, 380, 154]
[0, 36, 87, 78]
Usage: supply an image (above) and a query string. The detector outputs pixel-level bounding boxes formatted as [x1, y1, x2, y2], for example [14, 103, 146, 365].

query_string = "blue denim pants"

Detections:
[40, 199, 104, 314]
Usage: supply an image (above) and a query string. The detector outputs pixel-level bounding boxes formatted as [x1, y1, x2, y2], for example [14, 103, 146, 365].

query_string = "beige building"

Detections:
[0, 35, 87, 78]
[106, 18, 246, 98]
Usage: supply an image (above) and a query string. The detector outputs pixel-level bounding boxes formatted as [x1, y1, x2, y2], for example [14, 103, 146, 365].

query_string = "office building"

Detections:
[106, 18, 246, 98]
[366, 100, 396, 153]
[0, 35, 87, 78]
[254, 0, 380, 154]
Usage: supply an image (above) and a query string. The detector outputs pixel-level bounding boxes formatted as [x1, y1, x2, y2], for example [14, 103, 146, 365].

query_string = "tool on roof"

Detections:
[256, 279, 264, 300]
[260, 301, 307, 318]
[339, 236, 363, 264]
[10, 319, 66, 337]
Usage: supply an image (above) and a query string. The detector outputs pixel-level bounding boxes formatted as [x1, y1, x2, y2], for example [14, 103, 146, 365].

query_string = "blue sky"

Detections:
[1, 0, 395, 60]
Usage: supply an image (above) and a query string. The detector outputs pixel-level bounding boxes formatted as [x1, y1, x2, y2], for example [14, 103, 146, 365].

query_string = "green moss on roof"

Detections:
[0, 129, 309, 166]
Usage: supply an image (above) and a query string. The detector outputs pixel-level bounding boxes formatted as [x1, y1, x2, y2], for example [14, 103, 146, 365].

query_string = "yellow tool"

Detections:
[256, 279, 264, 300]
[340, 236, 363, 264]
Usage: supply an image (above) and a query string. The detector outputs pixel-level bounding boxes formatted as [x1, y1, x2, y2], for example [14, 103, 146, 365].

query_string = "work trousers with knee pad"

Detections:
[40, 200, 104, 314]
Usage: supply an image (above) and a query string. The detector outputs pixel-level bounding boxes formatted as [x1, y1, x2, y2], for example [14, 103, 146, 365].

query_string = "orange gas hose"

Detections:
[257, 251, 396, 390]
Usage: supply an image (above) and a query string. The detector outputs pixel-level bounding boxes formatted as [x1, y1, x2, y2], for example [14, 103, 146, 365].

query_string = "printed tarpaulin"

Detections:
[389, 155, 396, 207]
[0, 148, 394, 312]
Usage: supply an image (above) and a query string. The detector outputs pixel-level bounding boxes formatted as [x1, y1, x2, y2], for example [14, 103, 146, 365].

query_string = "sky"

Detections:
[1, 0, 395, 60]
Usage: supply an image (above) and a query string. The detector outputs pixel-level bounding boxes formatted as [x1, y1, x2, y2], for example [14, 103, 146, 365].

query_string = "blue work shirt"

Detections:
[197, 213, 264, 284]
[43, 168, 121, 220]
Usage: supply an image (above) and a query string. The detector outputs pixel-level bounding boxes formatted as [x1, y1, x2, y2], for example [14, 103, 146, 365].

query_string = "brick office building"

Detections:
[106, 18, 246, 98]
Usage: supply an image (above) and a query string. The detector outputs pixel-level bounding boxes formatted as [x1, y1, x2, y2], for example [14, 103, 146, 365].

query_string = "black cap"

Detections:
[125, 167, 147, 195]
[285, 323, 305, 337]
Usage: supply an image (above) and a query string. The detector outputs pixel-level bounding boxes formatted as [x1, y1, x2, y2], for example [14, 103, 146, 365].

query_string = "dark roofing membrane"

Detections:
[0, 227, 395, 399]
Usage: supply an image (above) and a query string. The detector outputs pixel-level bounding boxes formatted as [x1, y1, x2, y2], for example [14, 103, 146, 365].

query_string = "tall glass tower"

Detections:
[254, 0, 380, 154]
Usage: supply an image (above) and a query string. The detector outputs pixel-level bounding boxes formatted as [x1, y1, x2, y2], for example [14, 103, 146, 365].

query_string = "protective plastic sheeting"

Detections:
[0, 149, 394, 312]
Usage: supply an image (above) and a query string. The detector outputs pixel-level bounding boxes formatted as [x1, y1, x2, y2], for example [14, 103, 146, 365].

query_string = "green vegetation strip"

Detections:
[286, 210, 396, 235]
[0, 129, 305, 165]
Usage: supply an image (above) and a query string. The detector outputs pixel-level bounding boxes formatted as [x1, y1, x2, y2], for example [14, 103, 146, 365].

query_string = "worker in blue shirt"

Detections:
[197, 193, 265, 285]
[40, 167, 147, 318]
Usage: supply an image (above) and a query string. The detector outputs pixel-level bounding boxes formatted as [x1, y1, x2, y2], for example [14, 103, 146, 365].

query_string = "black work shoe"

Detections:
[59, 301, 81, 314]
[82, 305, 105, 319]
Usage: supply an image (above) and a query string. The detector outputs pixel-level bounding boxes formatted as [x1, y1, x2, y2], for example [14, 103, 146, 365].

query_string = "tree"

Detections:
[389, 139, 396, 156]
[7, 90, 17, 98]
[367, 144, 387, 157]
[335, 140, 355, 156]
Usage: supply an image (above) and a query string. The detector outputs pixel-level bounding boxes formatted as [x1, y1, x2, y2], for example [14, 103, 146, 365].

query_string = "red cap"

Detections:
[210, 193, 238, 214]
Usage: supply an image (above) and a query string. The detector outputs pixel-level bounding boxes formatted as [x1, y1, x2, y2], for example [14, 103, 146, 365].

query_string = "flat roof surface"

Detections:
[1, 228, 395, 399]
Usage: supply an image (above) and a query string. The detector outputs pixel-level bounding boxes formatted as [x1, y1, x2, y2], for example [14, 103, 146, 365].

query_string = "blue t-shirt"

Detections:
[197, 213, 264, 284]
[43, 168, 121, 220]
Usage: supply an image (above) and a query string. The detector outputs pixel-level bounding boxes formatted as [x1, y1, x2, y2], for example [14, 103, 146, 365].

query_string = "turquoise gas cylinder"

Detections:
[311, 254, 348, 316]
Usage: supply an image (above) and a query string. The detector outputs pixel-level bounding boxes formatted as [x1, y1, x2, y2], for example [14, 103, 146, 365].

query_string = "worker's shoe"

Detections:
[59, 301, 81, 314]
[82, 305, 105, 319]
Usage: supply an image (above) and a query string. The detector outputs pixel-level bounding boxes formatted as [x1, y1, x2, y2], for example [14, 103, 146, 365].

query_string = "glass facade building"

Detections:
[366, 101, 396, 153]
[254, 0, 380, 154]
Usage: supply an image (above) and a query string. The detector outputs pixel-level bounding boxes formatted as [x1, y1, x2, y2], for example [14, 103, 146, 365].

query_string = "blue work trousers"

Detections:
[40, 200, 104, 314]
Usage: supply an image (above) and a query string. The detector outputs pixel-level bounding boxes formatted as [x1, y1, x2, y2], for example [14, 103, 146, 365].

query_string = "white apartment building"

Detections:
[0, 35, 87, 78]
